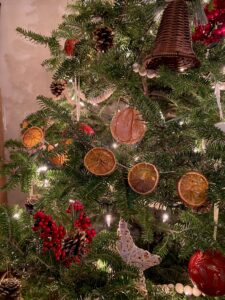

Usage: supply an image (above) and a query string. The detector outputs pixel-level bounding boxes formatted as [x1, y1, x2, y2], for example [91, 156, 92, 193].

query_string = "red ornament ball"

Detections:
[188, 250, 225, 296]
[64, 39, 80, 56]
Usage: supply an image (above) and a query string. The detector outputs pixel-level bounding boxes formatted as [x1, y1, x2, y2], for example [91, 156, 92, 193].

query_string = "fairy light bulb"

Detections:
[44, 179, 50, 187]
[105, 214, 113, 227]
[162, 212, 169, 223]
[112, 142, 119, 149]
[37, 165, 48, 174]
[13, 212, 21, 220]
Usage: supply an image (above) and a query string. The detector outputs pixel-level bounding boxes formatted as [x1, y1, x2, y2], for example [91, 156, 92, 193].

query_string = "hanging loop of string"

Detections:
[213, 82, 224, 241]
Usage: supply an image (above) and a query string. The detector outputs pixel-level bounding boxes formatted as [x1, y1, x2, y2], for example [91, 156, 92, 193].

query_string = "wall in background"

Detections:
[0, 0, 68, 204]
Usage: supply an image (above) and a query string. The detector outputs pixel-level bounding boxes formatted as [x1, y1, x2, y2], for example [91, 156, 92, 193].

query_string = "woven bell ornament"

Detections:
[144, 0, 200, 72]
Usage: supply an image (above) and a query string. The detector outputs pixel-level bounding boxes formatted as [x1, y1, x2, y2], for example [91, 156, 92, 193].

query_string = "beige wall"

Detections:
[0, 0, 68, 204]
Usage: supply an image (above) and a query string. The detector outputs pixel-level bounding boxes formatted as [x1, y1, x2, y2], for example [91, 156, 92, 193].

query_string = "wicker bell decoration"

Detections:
[144, 0, 200, 72]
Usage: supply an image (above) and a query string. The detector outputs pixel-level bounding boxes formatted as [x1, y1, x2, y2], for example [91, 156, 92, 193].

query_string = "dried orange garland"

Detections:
[177, 171, 208, 207]
[84, 147, 116, 176]
[22, 127, 44, 148]
[128, 162, 159, 195]
[110, 107, 146, 145]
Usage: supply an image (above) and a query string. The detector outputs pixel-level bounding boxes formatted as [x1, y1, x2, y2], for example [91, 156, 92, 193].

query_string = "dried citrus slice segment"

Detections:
[22, 127, 44, 148]
[128, 163, 159, 195]
[110, 107, 146, 145]
[84, 147, 116, 176]
[178, 171, 208, 207]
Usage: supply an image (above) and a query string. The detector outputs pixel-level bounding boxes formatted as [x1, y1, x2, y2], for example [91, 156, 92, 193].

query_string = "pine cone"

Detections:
[0, 278, 21, 300]
[50, 80, 67, 97]
[63, 231, 86, 257]
[93, 26, 114, 52]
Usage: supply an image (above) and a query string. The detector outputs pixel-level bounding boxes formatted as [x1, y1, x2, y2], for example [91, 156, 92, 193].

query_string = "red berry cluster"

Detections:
[193, 0, 225, 45]
[79, 123, 95, 136]
[68, 201, 96, 241]
[32, 200, 96, 267]
[66, 200, 84, 213]
[33, 211, 66, 261]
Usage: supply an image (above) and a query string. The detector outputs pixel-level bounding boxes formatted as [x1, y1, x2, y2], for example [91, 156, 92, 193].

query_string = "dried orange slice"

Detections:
[177, 171, 208, 207]
[128, 163, 159, 195]
[110, 107, 146, 145]
[84, 147, 116, 176]
[22, 127, 44, 148]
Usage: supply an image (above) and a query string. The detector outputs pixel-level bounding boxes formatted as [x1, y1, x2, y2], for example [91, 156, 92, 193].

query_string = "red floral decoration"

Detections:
[33, 200, 96, 267]
[192, 0, 225, 45]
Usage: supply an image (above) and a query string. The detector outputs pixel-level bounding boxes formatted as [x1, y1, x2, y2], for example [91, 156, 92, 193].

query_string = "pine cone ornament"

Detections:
[93, 26, 114, 52]
[63, 231, 86, 257]
[50, 80, 67, 97]
[0, 278, 21, 300]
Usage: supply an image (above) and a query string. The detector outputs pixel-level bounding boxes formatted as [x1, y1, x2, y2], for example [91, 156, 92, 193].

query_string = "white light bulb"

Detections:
[162, 213, 169, 223]
[37, 165, 48, 174]
[13, 213, 21, 220]
[105, 214, 112, 227]
[44, 179, 50, 187]
[112, 142, 119, 149]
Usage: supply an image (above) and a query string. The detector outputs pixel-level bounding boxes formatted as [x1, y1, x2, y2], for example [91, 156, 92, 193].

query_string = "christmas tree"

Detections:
[1, 0, 225, 299]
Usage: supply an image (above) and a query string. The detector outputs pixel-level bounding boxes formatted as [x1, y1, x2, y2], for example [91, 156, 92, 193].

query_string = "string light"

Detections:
[13, 212, 21, 220]
[44, 179, 50, 188]
[37, 165, 48, 174]
[111, 142, 119, 149]
[162, 213, 169, 223]
[105, 213, 113, 227]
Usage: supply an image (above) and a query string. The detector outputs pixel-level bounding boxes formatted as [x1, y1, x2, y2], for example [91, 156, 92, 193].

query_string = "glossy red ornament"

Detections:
[188, 250, 225, 296]
[64, 39, 80, 56]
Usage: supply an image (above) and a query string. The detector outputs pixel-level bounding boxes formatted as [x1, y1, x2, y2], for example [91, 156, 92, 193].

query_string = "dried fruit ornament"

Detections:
[84, 147, 116, 176]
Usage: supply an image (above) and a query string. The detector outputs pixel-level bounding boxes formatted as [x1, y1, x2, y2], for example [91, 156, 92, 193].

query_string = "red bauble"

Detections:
[188, 250, 225, 296]
[64, 39, 80, 56]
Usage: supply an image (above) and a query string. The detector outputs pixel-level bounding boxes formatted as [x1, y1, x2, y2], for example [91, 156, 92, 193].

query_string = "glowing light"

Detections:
[180, 67, 185, 73]
[112, 142, 119, 149]
[44, 179, 50, 187]
[162, 213, 169, 223]
[105, 214, 112, 227]
[37, 165, 48, 174]
[13, 213, 21, 220]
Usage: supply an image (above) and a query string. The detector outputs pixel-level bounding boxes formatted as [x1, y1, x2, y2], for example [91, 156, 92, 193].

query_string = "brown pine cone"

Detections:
[0, 278, 21, 300]
[93, 26, 114, 53]
[50, 80, 67, 97]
